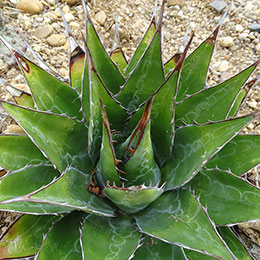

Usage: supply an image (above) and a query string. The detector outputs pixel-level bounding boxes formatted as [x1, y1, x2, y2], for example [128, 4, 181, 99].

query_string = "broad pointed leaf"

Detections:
[0, 215, 59, 259]
[117, 28, 164, 111]
[85, 9, 125, 94]
[36, 212, 85, 260]
[2, 102, 92, 172]
[133, 236, 188, 260]
[206, 134, 260, 175]
[162, 114, 255, 190]
[105, 185, 163, 214]
[0, 135, 47, 171]
[175, 62, 256, 125]
[135, 189, 234, 260]
[29, 168, 115, 216]
[118, 100, 160, 187]
[190, 169, 260, 225]
[82, 214, 141, 259]
[124, 15, 156, 78]
[88, 61, 128, 162]
[13, 51, 82, 119]
[176, 26, 219, 102]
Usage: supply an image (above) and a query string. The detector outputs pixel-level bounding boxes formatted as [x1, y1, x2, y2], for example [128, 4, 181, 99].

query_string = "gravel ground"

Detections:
[0, 0, 260, 258]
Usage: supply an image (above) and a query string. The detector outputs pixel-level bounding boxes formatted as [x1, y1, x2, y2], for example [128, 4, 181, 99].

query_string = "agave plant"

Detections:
[0, 0, 260, 259]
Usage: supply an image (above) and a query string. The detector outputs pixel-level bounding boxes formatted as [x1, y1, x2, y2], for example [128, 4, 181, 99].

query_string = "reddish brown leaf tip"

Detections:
[14, 52, 30, 73]
[206, 25, 220, 45]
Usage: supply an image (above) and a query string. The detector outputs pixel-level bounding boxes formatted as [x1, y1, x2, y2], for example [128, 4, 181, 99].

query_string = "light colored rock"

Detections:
[54, 8, 62, 18]
[62, 5, 70, 14]
[16, 0, 43, 14]
[209, 0, 227, 12]
[95, 10, 107, 26]
[46, 34, 66, 46]
[167, 0, 184, 7]
[64, 13, 75, 23]
[65, 0, 80, 5]
[3, 125, 25, 135]
[213, 60, 230, 72]
[248, 100, 258, 109]
[219, 36, 234, 48]
[34, 24, 54, 39]
[256, 43, 260, 52]
[235, 24, 243, 32]
[244, 3, 255, 12]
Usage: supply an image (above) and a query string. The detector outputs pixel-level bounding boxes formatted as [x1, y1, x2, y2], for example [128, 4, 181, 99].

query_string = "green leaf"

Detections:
[87, 61, 128, 162]
[0, 165, 102, 215]
[29, 168, 115, 216]
[117, 100, 160, 187]
[135, 189, 234, 260]
[13, 51, 82, 119]
[82, 214, 141, 259]
[85, 13, 125, 94]
[124, 15, 156, 78]
[175, 62, 256, 125]
[133, 236, 187, 260]
[218, 227, 252, 260]
[2, 102, 92, 172]
[190, 169, 260, 225]
[162, 114, 254, 190]
[206, 134, 260, 175]
[0, 215, 59, 258]
[117, 28, 164, 111]
[0, 165, 59, 201]
[176, 26, 219, 102]
[96, 101, 121, 186]
[105, 185, 163, 214]
[37, 212, 85, 260]
[0, 135, 47, 171]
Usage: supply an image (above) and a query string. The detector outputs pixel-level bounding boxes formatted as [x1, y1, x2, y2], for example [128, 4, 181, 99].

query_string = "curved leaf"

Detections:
[2, 102, 92, 172]
[176, 26, 219, 102]
[206, 134, 260, 175]
[9, 48, 82, 119]
[117, 27, 164, 111]
[190, 169, 260, 225]
[36, 212, 85, 260]
[162, 114, 255, 190]
[135, 189, 234, 260]
[124, 11, 156, 78]
[82, 214, 141, 259]
[0, 135, 47, 171]
[84, 5, 125, 95]
[0, 215, 59, 259]
[175, 62, 257, 125]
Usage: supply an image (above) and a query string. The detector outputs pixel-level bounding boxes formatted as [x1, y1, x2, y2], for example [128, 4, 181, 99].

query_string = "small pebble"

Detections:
[16, 0, 43, 14]
[167, 0, 184, 7]
[249, 24, 260, 33]
[64, 13, 75, 23]
[34, 24, 54, 39]
[47, 34, 66, 46]
[209, 0, 227, 12]
[219, 36, 234, 48]
[235, 24, 243, 32]
[94, 10, 107, 26]
[65, 0, 79, 5]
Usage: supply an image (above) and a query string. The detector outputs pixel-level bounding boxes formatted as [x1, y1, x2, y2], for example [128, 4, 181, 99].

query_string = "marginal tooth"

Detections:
[106, 180, 110, 187]
[122, 182, 125, 188]
[112, 181, 116, 188]
[160, 182, 166, 189]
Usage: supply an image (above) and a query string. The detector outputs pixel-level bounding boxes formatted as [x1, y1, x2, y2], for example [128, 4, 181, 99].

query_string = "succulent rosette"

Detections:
[0, 1, 260, 259]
